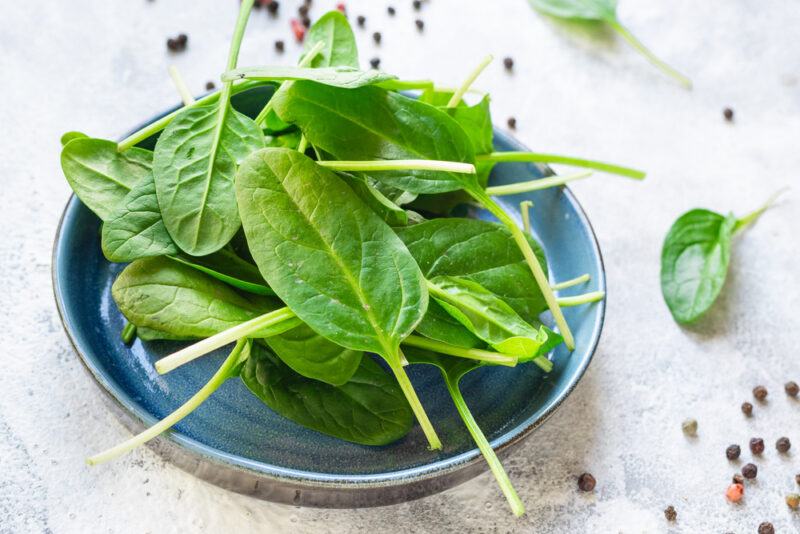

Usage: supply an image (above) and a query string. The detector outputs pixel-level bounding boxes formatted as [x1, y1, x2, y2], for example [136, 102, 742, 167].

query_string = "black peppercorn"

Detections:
[750, 437, 765, 455]
[664, 505, 676, 522]
[177, 33, 187, 45]
[357, 15, 366, 27]
[415, 19, 424, 30]
[373, 31, 382, 44]
[786, 381, 799, 397]
[753, 385, 768, 401]
[275, 40, 285, 53]
[503, 57, 514, 70]
[298, 4, 309, 16]
[758, 522, 774, 534]
[266, 0, 279, 15]
[507, 117, 517, 130]
[166, 38, 178, 51]
[413, 0, 422, 9]
[726, 444, 741, 460]
[302, 16, 311, 28]
[369, 57, 381, 69]
[777, 437, 791, 453]
[741, 401, 753, 416]
[732, 473, 744, 484]
[723, 107, 734, 121]
[166, 34, 188, 52]
[387, 6, 396, 15]
[577, 472, 595, 492]
[742, 463, 758, 479]
[205, 81, 215, 91]
[796, 473, 800, 485]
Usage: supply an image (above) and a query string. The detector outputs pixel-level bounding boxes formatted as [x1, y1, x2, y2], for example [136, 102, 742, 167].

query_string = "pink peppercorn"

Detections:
[726, 483, 744, 503]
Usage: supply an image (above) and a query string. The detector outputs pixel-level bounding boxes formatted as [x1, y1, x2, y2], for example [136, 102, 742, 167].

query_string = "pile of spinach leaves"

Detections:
[62, 3, 629, 516]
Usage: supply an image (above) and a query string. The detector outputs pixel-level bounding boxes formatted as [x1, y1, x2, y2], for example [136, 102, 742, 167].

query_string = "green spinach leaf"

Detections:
[169, 248, 274, 296]
[301, 10, 359, 68]
[223, 65, 396, 89]
[338, 172, 408, 226]
[60, 131, 88, 146]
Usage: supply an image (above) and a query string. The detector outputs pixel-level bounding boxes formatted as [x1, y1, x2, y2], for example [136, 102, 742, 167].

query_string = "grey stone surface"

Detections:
[1, 0, 799, 532]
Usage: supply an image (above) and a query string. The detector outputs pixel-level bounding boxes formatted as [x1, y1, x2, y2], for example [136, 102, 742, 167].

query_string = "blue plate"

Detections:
[52, 86, 605, 507]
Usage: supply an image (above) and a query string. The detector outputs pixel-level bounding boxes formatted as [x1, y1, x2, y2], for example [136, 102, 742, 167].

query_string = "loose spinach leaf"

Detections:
[169, 248, 274, 296]
[527, 0, 691, 88]
[101, 172, 179, 262]
[661, 209, 736, 324]
[153, 103, 264, 256]
[301, 10, 359, 68]
[60, 137, 153, 221]
[240, 343, 412, 446]
[112, 256, 299, 338]
[262, 323, 362, 386]
[271, 82, 476, 194]
[223, 65, 396, 89]
[60, 131, 88, 146]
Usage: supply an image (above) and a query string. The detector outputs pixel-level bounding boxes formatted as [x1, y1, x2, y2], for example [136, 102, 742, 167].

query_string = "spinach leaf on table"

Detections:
[60, 137, 153, 221]
[223, 65, 396, 89]
[236, 147, 440, 449]
[240, 343, 412, 446]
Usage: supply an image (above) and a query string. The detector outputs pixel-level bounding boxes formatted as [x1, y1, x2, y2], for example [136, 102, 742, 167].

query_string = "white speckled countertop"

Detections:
[2, 1, 799, 532]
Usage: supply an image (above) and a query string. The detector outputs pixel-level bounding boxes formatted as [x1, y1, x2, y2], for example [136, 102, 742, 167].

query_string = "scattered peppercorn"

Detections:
[369, 57, 381, 69]
[758, 522, 774, 534]
[507, 117, 517, 130]
[302, 16, 311, 28]
[275, 39, 285, 53]
[373, 31, 382, 44]
[266, 0, 279, 15]
[166, 34, 188, 52]
[786, 381, 799, 397]
[387, 6, 396, 15]
[681, 418, 698, 437]
[205, 81, 215, 91]
[503, 57, 514, 71]
[741, 401, 753, 416]
[412, 0, 422, 9]
[357, 15, 366, 27]
[726, 444, 741, 460]
[304, 0, 312, 5]
[577, 472, 596, 492]
[776, 437, 791, 453]
[753, 385, 768, 401]
[750, 437, 765, 455]
[664, 505, 677, 522]
[796, 473, 800, 485]
[732, 473, 744, 484]
[742, 463, 758, 479]
[787, 494, 800, 510]
[298, 4, 309, 16]
[722, 107, 734, 121]
[726, 483, 744, 503]
[291, 18, 306, 41]
[415, 19, 424, 30]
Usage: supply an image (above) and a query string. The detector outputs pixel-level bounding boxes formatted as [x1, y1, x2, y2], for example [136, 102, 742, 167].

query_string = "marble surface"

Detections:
[1, 0, 799, 532]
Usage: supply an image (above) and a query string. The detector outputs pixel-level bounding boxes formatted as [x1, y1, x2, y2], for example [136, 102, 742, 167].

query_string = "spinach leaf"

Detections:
[301, 10, 359, 68]
[415, 300, 485, 349]
[60, 137, 153, 220]
[262, 324, 362, 386]
[112, 256, 299, 339]
[169, 248, 274, 296]
[527, 0, 691, 88]
[270, 82, 476, 194]
[223, 65, 396, 89]
[101, 172, 179, 262]
[60, 131, 88, 146]
[236, 148, 440, 448]
[338, 172, 408, 226]
[404, 347, 525, 516]
[240, 343, 412, 446]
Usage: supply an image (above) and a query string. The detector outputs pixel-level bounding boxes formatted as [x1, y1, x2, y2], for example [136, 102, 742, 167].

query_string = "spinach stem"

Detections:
[471, 189, 575, 350]
[120, 322, 137, 344]
[389, 349, 442, 450]
[378, 79, 435, 91]
[551, 273, 591, 291]
[444, 375, 525, 517]
[485, 171, 592, 196]
[476, 152, 646, 180]
[318, 159, 475, 174]
[155, 307, 296, 374]
[403, 335, 517, 367]
[254, 41, 325, 127]
[168, 65, 196, 106]
[297, 135, 308, 153]
[116, 80, 263, 152]
[87, 339, 247, 465]
[733, 188, 788, 235]
[557, 291, 605, 307]
[607, 20, 692, 90]
[447, 55, 493, 108]
[520, 200, 533, 235]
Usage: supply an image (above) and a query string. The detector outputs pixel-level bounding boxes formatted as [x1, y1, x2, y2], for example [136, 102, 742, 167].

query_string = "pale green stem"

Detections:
[557, 291, 605, 307]
[485, 171, 592, 196]
[297, 135, 308, 153]
[87, 339, 247, 465]
[155, 307, 296, 374]
[120, 322, 137, 344]
[471, 189, 575, 350]
[254, 41, 325, 127]
[607, 20, 692, 90]
[520, 201, 533, 235]
[733, 188, 788, 235]
[444, 376, 525, 517]
[447, 55, 493, 108]
[168, 65, 196, 106]
[318, 159, 475, 174]
[552, 274, 590, 291]
[476, 152, 646, 180]
[403, 335, 517, 367]
[377, 79, 435, 91]
[390, 347, 442, 450]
